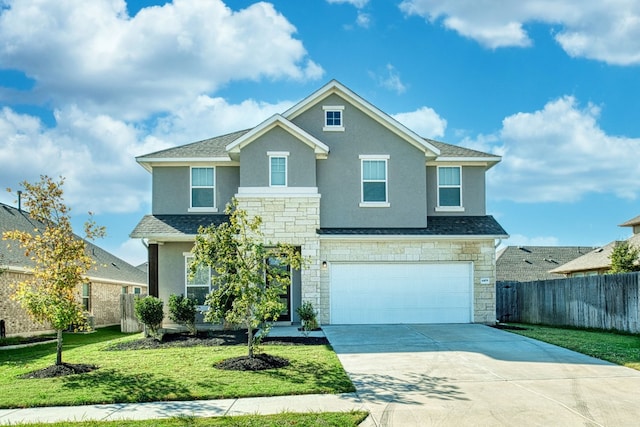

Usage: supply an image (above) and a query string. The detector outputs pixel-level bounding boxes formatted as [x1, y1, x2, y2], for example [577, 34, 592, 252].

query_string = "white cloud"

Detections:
[356, 11, 372, 28]
[151, 96, 294, 145]
[0, 0, 323, 120]
[0, 93, 290, 216]
[114, 238, 148, 267]
[465, 96, 640, 203]
[399, 0, 640, 64]
[371, 64, 407, 94]
[393, 106, 447, 138]
[327, 0, 370, 8]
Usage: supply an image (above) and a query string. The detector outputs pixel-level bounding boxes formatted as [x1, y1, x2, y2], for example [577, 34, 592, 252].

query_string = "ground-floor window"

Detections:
[185, 255, 211, 305]
[81, 283, 91, 311]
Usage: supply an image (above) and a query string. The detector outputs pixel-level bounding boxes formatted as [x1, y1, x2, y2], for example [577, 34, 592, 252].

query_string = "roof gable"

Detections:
[283, 80, 441, 158]
[225, 114, 329, 159]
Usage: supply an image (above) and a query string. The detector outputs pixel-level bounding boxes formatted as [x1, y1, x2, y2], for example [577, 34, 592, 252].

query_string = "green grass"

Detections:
[504, 323, 640, 370]
[7, 411, 368, 427]
[0, 326, 355, 409]
[5, 411, 369, 427]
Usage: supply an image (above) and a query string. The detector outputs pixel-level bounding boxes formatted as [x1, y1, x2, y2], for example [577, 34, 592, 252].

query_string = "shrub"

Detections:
[134, 296, 164, 338]
[168, 294, 197, 335]
[296, 301, 319, 334]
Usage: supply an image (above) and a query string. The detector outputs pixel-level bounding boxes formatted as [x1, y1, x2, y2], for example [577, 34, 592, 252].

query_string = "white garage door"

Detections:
[330, 262, 473, 324]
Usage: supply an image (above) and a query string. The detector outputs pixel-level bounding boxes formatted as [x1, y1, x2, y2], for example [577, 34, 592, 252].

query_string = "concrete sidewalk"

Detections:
[0, 393, 366, 425]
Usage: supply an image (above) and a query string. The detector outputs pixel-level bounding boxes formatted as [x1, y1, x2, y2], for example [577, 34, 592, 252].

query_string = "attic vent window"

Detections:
[323, 105, 344, 132]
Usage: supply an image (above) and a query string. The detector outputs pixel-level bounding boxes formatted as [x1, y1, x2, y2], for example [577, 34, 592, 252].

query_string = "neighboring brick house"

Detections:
[0, 202, 147, 337]
[131, 80, 508, 325]
[496, 246, 595, 283]
[550, 215, 640, 277]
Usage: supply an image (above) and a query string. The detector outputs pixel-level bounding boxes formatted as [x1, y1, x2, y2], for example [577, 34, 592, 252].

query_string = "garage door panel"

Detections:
[330, 262, 472, 324]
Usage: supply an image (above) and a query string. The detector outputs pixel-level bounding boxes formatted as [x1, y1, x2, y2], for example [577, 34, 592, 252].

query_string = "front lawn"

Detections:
[10, 411, 369, 427]
[503, 323, 640, 370]
[0, 326, 355, 408]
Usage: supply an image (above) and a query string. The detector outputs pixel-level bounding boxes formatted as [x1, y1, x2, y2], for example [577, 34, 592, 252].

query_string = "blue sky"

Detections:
[1, 0, 639, 266]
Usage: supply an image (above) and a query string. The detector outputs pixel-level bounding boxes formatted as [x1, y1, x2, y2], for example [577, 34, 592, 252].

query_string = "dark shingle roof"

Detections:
[426, 139, 498, 158]
[136, 129, 250, 160]
[317, 216, 508, 237]
[130, 214, 229, 238]
[134, 130, 498, 163]
[1, 202, 146, 285]
[496, 246, 595, 282]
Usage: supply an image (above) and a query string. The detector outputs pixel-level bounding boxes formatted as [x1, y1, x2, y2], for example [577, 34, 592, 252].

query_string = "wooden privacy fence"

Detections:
[120, 294, 144, 333]
[496, 272, 640, 333]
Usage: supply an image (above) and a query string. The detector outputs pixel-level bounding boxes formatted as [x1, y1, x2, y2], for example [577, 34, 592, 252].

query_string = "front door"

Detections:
[267, 257, 291, 321]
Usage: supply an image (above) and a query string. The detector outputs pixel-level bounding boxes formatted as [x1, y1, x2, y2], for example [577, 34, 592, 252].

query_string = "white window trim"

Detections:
[360, 155, 390, 207]
[323, 105, 345, 132]
[184, 254, 211, 310]
[268, 151, 289, 187]
[436, 165, 464, 212]
[189, 166, 218, 213]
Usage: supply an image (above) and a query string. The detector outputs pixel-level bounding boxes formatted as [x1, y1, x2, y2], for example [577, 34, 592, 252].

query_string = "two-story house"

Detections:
[131, 80, 508, 326]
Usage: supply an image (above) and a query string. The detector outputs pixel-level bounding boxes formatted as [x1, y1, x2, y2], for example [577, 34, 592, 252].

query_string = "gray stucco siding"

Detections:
[426, 166, 486, 216]
[158, 242, 193, 304]
[239, 127, 317, 188]
[293, 94, 428, 228]
[152, 166, 239, 214]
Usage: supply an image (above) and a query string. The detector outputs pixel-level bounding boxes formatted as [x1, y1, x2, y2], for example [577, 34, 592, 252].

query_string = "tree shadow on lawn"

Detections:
[257, 357, 356, 393]
[62, 368, 192, 404]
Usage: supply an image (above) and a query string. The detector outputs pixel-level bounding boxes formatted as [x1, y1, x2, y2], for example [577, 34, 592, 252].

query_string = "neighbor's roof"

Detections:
[0, 202, 147, 286]
[496, 246, 595, 282]
[620, 215, 640, 228]
[549, 233, 640, 275]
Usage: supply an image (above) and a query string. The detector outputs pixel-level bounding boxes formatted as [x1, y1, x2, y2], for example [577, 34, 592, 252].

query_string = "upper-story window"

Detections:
[437, 166, 463, 211]
[185, 255, 211, 306]
[323, 105, 345, 131]
[268, 152, 289, 187]
[360, 155, 390, 207]
[190, 167, 215, 211]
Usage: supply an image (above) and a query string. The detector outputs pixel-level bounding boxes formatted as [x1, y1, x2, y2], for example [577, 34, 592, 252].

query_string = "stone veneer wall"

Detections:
[235, 195, 322, 318]
[319, 239, 497, 324]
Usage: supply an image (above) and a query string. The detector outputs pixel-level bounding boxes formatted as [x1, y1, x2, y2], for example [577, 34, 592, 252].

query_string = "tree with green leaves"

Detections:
[609, 241, 640, 274]
[190, 198, 305, 358]
[2, 176, 105, 365]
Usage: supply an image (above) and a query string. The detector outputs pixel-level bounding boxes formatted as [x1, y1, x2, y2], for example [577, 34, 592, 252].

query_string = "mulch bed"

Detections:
[106, 329, 328, 351]
[19, 363, 98, 379]
[215, 353, 290, 371]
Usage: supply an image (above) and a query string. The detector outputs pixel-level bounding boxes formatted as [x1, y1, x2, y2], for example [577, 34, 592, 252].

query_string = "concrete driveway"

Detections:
[323, 324, 640, 426]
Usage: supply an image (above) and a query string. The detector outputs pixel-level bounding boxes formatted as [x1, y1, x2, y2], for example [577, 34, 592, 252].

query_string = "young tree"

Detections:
[2, 176, 105, 365]
[609, 241, 640, 273]
[190, 198, 305, 358]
